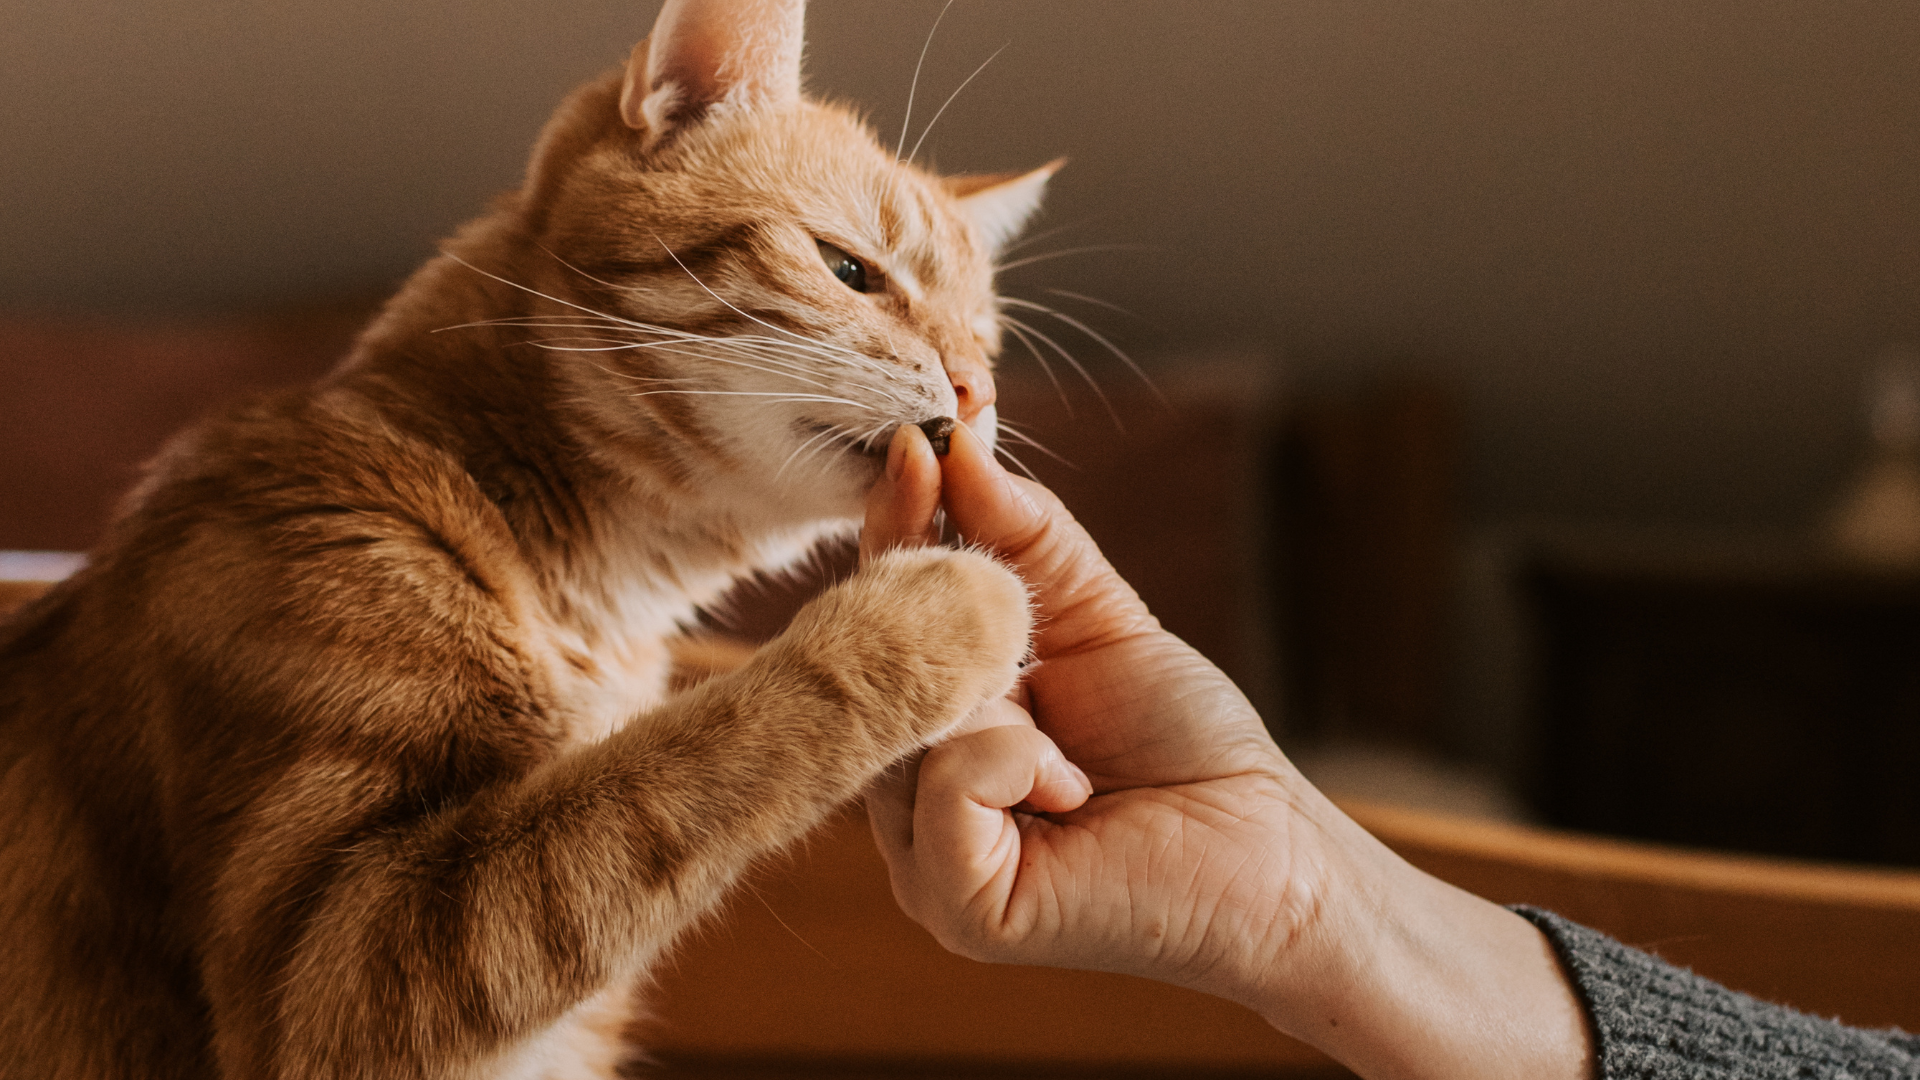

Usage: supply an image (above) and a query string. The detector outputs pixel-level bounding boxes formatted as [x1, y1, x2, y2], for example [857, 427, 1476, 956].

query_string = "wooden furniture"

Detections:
[1527, 546, 1920, 865]
[1347, 799, 1920, 1034]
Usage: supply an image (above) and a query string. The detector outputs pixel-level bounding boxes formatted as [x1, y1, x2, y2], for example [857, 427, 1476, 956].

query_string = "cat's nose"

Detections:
[943, 353, 996, 425]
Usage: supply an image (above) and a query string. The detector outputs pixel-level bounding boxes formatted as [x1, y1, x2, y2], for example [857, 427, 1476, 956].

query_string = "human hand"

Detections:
[860, 419, 1346, 1005]
[857, 420, 1593, 1080]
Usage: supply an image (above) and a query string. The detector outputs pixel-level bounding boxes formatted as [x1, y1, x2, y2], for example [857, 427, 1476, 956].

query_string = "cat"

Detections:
[0, 1, 1059, 1076]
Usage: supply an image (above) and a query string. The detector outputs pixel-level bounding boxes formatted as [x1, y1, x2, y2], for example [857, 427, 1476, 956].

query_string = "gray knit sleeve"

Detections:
[1512, 907, 1920, 1079]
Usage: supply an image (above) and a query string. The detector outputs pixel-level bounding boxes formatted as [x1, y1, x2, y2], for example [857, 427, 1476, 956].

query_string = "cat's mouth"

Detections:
[801, 417, 961, 469]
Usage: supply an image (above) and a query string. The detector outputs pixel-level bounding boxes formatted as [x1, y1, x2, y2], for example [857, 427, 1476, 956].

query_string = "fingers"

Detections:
[940, 421, 1157, 656]
[869, 718, 1089, 869]
[860, 424, 943, 562]
[941, 694, 1039, 742]
[864, 416, 1159, 657]
[910, 726, 1088, 910]
[867, 697, 1035, 866]
[923, 724, 1089, 828]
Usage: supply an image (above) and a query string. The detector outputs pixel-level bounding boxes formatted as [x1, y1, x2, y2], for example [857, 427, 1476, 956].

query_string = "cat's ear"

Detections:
[620, 0, 806, 144]
[946, 159, 1066, 259]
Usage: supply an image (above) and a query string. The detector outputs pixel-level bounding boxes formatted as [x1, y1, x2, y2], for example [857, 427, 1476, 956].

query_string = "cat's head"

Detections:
[498, 0, 1055, 524]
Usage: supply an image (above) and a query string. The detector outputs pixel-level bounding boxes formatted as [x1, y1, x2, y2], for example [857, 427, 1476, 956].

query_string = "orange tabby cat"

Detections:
[0, 1, 1058, 1075]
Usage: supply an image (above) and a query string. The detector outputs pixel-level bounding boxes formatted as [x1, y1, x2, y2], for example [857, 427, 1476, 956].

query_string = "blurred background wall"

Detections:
[6, 0, 1917, 528]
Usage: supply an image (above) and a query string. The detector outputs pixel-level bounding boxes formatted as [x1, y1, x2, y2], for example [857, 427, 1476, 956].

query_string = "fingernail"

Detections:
[886, 424, 914, 481]
[1056, 756, 1092, 795]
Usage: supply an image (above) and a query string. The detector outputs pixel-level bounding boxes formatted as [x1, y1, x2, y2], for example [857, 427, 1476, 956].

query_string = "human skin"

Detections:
[859, 421, 1595, 1080]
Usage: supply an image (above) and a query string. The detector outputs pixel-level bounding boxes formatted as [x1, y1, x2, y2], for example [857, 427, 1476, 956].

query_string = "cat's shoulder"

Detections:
[83, 383, 543, 677]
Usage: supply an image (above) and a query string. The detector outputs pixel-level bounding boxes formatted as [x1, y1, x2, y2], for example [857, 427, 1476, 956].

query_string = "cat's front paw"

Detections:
[778, 545, 1032, 750]
[868, 545, 1034, 727]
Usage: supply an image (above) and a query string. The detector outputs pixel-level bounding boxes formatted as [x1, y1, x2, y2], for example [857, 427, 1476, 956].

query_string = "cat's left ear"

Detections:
[946, 159, 1066, 259]
[620, 0, 806, 144]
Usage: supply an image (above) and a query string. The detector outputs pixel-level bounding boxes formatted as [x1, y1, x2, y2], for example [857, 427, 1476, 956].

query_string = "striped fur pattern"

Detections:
[0, 2, 1051, 1076]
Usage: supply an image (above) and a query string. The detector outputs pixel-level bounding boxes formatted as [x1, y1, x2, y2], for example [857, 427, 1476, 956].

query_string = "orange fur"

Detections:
[0, 2, 1054, 1076]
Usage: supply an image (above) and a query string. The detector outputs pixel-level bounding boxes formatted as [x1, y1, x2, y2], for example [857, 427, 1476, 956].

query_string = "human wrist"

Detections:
[1226, 797, 1410, 1044]
[1240, 811, 1594, 1080]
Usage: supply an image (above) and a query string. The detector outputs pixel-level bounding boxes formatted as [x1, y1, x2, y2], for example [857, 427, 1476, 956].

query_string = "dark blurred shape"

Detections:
[1527, 546, 1920, 866]
[0, 300, 374, 550]
[1824, 346, 1920, 569]
[1279, 378, 1460, 749]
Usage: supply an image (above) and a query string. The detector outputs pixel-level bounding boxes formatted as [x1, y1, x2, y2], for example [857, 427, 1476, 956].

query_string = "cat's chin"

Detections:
[763, 438, 886, 522]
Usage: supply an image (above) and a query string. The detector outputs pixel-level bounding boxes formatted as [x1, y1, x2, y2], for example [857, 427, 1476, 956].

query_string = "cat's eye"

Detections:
[816, 241, 869, 293]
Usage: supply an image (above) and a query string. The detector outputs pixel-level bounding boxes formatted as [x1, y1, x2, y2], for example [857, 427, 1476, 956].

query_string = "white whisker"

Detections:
[525, 337, 664, 352]
[434, 316, 632, 333]
[776, 423, 850, 481]
[536, 249, 891, 374]
[906, 42, 1009, 164]
[995, 244, 1154, 275]
[994, 419, 1078, 469]
[445, 250, 888, 382]
[998, 220, 1090, 258]
[1044, 288, 1139, 319]
[853, 418, 897, 450]
[440, 253, 658, 334]
[1001, 296, 1162, 404]
[997, 319, 1073, 417]
[538, 244, 631, 294]
[998, 312, 1122, 429]
[992, 442, 1042, 482]
[554, 339, 852, 395]
[897, 0, 959, 161]
[650, 237, 876, 365]
[627, 390, 876, 410]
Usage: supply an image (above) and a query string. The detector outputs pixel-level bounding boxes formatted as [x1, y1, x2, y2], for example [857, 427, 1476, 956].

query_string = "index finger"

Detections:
[866, 695, 1038, 863]
[941, 420, 1158, 657]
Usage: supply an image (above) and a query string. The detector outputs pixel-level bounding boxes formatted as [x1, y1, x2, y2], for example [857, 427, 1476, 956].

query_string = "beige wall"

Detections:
[4, 0, 1917, 526]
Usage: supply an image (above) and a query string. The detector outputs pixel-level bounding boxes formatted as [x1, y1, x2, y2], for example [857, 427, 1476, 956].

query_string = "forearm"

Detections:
[1239, 806, 1594, 1080]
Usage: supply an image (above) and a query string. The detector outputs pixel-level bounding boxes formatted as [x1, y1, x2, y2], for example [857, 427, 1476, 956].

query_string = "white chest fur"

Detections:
[533, 517, 855, 747]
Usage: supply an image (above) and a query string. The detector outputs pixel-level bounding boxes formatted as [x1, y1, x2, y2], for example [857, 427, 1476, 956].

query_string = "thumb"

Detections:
[938, 421, 1157, 656]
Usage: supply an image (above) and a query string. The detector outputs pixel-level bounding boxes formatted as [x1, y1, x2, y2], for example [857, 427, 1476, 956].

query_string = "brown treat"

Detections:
[919, 416, 957, 456]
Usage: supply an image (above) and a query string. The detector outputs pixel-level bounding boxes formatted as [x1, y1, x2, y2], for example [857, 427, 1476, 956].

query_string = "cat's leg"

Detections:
[665, 631, 762, 691]
[260, 545, 1028, 1078]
